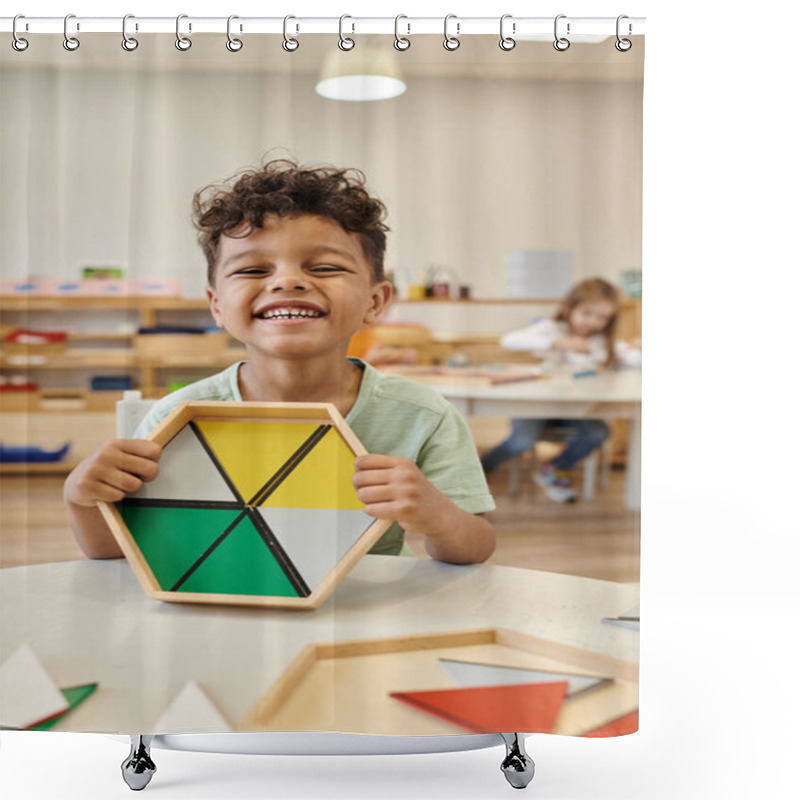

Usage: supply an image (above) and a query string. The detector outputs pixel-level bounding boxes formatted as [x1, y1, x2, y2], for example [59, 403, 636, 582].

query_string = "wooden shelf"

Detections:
[0, 461, 78, 474]
[0, 296, 208, 311]
[1, 348, 247, 369]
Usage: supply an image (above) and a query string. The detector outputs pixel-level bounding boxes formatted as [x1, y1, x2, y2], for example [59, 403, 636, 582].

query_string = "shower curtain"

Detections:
[0, 22, 643, 743]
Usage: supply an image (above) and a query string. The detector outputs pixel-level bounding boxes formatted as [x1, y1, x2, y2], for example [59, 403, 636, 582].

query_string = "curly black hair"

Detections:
[192, 159, 389, 284]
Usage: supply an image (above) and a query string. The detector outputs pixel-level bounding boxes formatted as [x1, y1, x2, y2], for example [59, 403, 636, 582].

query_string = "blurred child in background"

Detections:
[481, 278, 641, 503]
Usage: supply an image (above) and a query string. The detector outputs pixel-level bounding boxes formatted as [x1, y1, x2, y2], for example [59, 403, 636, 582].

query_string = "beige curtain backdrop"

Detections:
[1, 34, 642, 302]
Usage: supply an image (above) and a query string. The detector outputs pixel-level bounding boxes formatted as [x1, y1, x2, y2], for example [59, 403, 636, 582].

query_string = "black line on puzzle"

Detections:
[249, 424, 332, 507]
[118, 498, 242, 510]
[246, 507, 311, 597]
[248, 424, 330, 507]
[188, 420, 245, 504]
[169, 509, 247, 592]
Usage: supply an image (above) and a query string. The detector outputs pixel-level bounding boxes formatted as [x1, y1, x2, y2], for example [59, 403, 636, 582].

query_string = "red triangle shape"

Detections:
[583, 709, 639, 737]
[390, 681, 568, 734]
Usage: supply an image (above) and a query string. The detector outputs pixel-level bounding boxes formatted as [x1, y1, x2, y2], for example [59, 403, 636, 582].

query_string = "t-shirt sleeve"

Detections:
[131, 405, 168, 439]
[417, 405, 496, 515]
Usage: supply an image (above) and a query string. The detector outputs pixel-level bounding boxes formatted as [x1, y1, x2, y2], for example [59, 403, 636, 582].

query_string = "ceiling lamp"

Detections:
[315, 47, 407, 102]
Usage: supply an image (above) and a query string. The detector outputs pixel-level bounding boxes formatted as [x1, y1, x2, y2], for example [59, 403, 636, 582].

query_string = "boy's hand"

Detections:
[352, 454, 454, 535]
[64, 439, 162, 507]
[553, 336, 591, 354]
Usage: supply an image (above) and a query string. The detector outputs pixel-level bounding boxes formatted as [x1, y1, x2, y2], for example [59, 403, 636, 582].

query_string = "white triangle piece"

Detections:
[257, 506, 374, 591]
[0, 643, 68, 729]
[128, 425, 239, 503]
[438, 659, 608, 697]
[152, 680, 231, 733]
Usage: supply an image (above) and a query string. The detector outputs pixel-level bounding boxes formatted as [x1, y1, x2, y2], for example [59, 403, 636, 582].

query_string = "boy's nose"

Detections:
[269, 268, 309, 292]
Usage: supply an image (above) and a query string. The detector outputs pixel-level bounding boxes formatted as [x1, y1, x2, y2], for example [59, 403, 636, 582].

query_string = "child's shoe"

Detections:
[534, 465, 577, 503]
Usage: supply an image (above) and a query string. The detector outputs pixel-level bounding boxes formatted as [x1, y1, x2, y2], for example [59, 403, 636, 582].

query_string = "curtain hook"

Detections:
[63, 13, 80, 51]
[615, 15, 632, 52]
[394, 15, 411, 51]
[282, 15, 299, 51]
[553, 14, 570, 52]
[175, 14, 192, 51]
[12, 15, 29, 52]
[226, 15, 243, 52]
[338, 14, 355, 51]
[122, 14, 139, 51]
[443, 14, 460, 51]
[499, 14, 516, 51]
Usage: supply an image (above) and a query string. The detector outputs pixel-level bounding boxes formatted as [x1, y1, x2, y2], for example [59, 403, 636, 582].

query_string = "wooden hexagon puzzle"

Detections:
[98, 401, 393, 609]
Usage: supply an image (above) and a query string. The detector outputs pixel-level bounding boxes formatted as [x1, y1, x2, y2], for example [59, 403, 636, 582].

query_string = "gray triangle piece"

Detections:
[256, 507, 374, 592]
[438, 659, 609, 697]
[128, 425, 239, 503]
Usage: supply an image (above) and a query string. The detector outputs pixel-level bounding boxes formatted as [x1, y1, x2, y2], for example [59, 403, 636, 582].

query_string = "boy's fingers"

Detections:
[107, 468, 145, 494]
[117, 452, 160, 482]
[117, 439, 162, 460]
[355, 485, 394, 505]
[92, 480, 128, 504]
[352, 467, 395, 488]
[361, 501, 398, 520]
[354, 454, 399, 470]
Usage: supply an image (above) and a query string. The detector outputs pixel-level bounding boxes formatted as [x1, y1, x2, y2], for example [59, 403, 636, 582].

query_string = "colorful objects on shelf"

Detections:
[0, 442, 71, 463]
[90, 376, 134, 391]
[0, 279, 182, 297]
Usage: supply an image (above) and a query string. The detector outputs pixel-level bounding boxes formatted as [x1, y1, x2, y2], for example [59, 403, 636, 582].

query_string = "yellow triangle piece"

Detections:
[260, 427, 364, 510]
[195, 420, 324, 503]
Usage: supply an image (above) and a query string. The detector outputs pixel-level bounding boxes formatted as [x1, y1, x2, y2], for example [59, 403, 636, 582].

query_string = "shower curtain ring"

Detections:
[12, 15, 29, 51]
[553, 14, 570, 51]
[226, 15, 243, 52]
[175, 14, 192, 51]
[63, 14, 80, 51]
[122, 15, 138, 51]
[282, 16, 299, 51]
[338, 15, 355, 51]
[615, 15, 632, 51]
[394, 15, 411, 51]
[499, 14, 516, 51]
[443, 14, 460, 51]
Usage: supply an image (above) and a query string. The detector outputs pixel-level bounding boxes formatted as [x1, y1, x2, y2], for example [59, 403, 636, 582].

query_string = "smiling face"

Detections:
[568, 299, 616, 337]
[206, 214, 392, 362]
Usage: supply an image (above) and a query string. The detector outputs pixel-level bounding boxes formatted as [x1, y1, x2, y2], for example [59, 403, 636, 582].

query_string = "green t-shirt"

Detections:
[133, 359, 495, 555]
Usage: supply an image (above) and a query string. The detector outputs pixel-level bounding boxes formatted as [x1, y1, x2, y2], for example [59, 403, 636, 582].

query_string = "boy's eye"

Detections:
[310, 265, 346, 273]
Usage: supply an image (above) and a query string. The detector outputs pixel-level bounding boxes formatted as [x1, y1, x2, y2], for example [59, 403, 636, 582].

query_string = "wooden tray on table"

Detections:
[239, 627, 638, 736]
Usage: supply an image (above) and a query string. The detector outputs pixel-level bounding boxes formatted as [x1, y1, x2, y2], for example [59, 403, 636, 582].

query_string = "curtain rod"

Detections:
[1, 16, 646, 37]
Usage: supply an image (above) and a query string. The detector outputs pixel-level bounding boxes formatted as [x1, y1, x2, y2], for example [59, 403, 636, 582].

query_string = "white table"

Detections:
[0, 557, 639, 733]
[387, 369, 642, 509]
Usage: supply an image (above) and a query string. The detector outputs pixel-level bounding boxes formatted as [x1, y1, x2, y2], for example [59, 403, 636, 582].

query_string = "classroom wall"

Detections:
[0, 38, 642, 302]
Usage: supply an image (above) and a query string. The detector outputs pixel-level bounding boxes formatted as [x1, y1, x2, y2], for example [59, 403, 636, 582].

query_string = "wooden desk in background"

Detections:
[381, 367, 642, 510]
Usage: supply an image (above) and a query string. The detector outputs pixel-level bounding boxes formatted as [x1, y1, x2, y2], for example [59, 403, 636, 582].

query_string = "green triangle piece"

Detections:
[119, 505, 244, 591]
[178, 513, 300, 598]
[31, 683, 98, 731]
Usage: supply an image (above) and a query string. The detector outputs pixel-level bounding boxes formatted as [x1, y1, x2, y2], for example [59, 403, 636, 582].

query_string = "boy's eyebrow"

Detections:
[220, 249, 263, 268]
[303, 245, 359, 263]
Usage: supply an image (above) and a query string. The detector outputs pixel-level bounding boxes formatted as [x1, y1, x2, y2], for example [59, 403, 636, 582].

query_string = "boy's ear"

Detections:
[364, 280, 393, 325]
[206, 284, 225, 329]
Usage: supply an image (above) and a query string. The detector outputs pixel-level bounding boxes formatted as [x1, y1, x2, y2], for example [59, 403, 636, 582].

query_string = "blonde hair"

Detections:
[555, 278, 621, 367]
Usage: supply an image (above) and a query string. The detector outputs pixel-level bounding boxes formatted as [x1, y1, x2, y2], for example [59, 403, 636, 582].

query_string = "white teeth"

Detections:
[258, 307, 323, 320]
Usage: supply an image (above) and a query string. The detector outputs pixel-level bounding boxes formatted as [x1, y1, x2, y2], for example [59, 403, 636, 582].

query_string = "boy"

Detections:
[64, 159, 496, 564]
